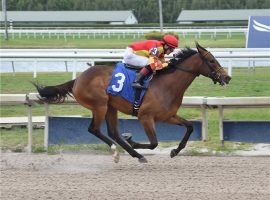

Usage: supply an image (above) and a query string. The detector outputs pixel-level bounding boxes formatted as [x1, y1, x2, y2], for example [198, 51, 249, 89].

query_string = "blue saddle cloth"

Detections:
[107, 62, 150, 105]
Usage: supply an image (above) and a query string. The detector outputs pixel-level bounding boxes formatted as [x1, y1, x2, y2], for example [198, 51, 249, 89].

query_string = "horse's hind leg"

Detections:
[105, 106, 120, 163]
[123, 116, 158, 150]
[105, 104, 147, 163]
[165, 115, 193, 158]
[88, 107, 118, 156]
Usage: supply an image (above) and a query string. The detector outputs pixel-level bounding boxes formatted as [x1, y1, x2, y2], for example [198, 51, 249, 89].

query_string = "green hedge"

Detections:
[144, 31, 179, 40]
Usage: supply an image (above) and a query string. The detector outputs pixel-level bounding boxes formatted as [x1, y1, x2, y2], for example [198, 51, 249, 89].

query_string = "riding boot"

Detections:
[132, 65, 152, 89]
[132, 72, 146, 89]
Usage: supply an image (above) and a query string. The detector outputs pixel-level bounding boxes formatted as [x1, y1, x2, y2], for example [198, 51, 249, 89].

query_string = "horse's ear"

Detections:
[195, 41, 203, 50]
[195, 41, 200, 48]
[195, 41, 203, 54]
[195, 41, 207, 54]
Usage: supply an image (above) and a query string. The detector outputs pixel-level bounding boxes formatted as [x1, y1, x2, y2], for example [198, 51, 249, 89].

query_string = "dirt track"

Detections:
[1, 153, 270, 200]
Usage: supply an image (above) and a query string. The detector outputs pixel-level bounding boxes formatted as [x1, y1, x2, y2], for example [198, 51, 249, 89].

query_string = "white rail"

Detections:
[0, 28, 247, 34]
[1, 94, 270, 152]
[1, 48, 270, 79]
[2, 48, 270, 57]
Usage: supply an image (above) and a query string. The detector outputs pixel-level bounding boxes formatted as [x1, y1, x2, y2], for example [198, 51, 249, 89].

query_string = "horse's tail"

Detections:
[31, 79, 75, 103]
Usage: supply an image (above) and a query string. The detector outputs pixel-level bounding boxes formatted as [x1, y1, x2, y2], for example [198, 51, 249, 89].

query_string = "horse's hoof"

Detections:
[122, 132, 133, 141]
[111, 144, 120, 163]
[113, 152, 120, 163]
[138, 157, 148, 163]
[170, 149, 178, 158]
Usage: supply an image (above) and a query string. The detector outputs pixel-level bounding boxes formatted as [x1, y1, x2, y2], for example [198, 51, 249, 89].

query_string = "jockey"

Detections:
[123, 34, 179, 89]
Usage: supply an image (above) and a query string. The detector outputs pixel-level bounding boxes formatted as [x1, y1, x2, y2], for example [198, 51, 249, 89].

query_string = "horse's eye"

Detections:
[210, 60, 215, 64]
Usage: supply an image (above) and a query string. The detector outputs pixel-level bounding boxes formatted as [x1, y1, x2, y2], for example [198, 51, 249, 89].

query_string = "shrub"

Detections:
[144, 31, 179, 40]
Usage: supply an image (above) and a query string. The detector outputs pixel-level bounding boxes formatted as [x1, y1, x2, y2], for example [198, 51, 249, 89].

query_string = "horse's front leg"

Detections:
[165, 115, 193, 158]
[123, 116, 158, 150]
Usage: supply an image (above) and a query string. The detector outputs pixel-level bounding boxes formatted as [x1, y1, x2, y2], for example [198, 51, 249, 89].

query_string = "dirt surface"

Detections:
[1, 153, 270, 200]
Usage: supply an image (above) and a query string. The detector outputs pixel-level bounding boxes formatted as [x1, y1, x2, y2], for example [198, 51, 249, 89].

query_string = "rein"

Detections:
[169, 48, 220, 78]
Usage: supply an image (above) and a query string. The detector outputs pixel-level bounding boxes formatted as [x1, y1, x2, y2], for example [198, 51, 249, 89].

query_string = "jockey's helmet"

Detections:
[163, 35, 178, 48]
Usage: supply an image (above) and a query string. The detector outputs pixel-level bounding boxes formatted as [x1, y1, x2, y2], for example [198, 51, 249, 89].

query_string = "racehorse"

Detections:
[33, 42, 231, 163]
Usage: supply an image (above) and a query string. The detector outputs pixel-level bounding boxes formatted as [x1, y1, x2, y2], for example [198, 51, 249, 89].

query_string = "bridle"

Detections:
[200, 51, 223, 83]
[171, 50, 223, 82]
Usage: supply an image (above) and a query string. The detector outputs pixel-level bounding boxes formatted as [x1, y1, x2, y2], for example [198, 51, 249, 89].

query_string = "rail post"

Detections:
[218, 105, 224, 147]
[201, 104, 208, 141]
[228, 59, 232, 77]
[33, 60, 37, 78]
[44, 103, 49, 150]
[72, 60, 77, 79]
[27, 104, 33, 153]
[11, 61, 15, 76]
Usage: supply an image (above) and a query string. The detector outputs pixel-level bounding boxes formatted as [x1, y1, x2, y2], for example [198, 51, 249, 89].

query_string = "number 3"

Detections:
[112, 73, 125, 92]
[151, 47, 158, 56]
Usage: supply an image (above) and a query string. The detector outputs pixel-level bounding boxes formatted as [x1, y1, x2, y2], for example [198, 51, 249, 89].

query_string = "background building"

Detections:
[1, 10, 138, 25]
[177, 9, 270, 24]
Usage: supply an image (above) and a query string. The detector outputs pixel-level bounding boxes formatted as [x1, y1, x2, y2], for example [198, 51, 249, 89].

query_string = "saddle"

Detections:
[124, 64, 143, 71]
[107, 62, 151, 117]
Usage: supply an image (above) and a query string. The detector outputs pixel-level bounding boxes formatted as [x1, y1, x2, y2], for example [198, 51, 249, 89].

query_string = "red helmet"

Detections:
[163, 34, 178, 48]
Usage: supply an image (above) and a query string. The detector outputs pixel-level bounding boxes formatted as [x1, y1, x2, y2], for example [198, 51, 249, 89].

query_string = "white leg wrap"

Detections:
[111, 144, 120, 163]
[111, 144, 117, 150]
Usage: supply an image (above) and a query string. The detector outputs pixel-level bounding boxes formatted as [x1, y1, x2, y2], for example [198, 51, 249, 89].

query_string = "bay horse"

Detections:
[33, 42, 231, 163]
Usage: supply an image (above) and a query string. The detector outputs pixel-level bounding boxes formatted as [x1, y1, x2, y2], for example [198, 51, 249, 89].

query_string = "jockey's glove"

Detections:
[162, 62, 169, 68]
[156, 62, 168, 70]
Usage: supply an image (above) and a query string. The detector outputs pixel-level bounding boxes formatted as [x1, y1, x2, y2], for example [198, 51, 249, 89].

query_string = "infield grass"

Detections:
[0, 32, 245, 48]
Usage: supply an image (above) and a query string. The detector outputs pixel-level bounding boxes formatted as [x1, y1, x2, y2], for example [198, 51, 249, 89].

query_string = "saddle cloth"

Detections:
[107, 62, 150, 105]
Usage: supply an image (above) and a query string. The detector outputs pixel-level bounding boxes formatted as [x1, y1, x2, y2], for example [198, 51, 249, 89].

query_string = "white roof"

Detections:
[1, 11, 137, 22]
[177, 9, 270, 22]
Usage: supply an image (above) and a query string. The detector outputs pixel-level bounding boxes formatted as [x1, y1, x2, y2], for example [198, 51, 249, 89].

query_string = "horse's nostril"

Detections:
[226, 76, 231, 83]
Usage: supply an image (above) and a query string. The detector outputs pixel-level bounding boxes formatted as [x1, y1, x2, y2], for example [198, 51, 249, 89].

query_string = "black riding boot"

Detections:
[132, 72, 146, 89]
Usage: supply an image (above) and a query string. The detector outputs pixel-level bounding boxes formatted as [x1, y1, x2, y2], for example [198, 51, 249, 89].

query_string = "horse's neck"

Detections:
[154, 70, 196, 108]
[172, 55, 202, 99]
[171, 71, 196, 100]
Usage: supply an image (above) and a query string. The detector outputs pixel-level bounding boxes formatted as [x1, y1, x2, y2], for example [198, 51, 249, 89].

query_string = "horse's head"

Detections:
[196, 42, 231, 86]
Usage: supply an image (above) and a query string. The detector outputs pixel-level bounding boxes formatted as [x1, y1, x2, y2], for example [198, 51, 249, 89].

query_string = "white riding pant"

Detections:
[122, 47, 149, 67]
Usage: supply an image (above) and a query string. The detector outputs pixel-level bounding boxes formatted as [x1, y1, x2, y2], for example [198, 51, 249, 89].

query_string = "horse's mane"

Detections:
[156, 47, 197, 75]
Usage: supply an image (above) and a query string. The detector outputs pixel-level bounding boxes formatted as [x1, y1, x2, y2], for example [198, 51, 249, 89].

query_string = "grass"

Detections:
[1, 67, 269, 154]
[0, 127, 115, 154]
[0, 127, 44, 152]
[0, 32, 246, 48]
